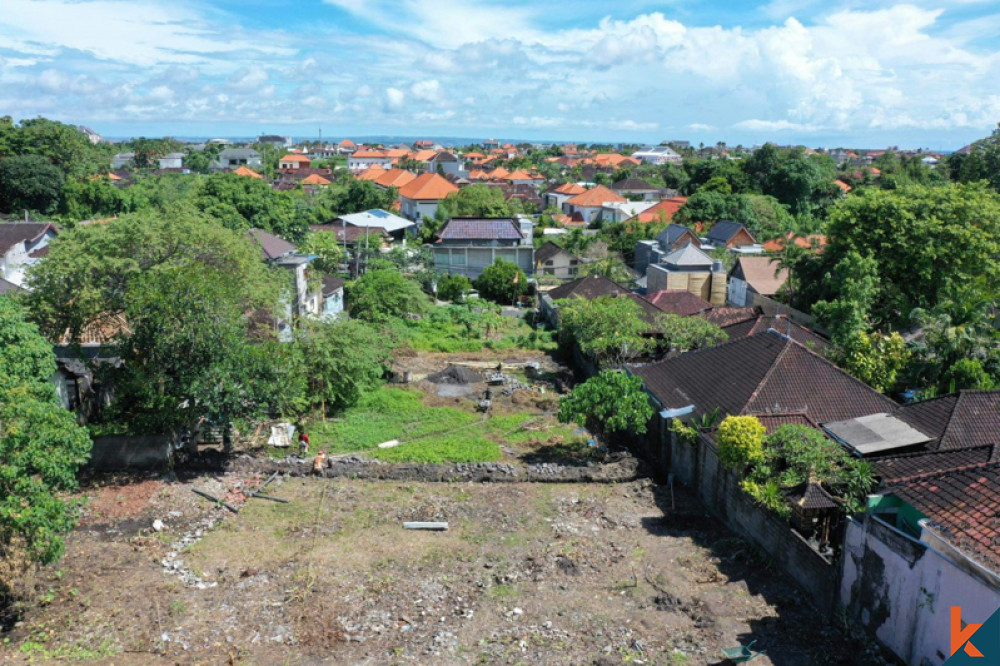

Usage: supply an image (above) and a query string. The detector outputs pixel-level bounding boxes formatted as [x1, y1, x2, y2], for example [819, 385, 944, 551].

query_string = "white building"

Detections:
[632, 145, 682, 165]
[0, 222, 58, 288]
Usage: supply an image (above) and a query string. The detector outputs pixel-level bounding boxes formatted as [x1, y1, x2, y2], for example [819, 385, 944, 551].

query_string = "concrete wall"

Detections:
[89, 434, 174, 471]
[658, 426, 840, 613]
[840, 516, 1000, 666]
[433, 246, 535, 279]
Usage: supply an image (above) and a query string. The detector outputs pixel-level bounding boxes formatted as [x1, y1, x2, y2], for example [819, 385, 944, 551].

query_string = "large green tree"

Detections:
[802, 183, 1000, 330]
[439, 184, 512, 218]
[22, 208, 290, 435]
[474, 259, 528, 305]
[557, 296, 654, 367]
[0, 298, 91, 573]
[195, 173, 306, 240]
[346, 268, 429, 322]
[558, 370, 653, 438]
[0, 155, 65, 214]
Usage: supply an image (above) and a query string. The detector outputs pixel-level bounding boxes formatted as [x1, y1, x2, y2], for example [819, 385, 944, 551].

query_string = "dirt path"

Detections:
[0, 474, 881, 665]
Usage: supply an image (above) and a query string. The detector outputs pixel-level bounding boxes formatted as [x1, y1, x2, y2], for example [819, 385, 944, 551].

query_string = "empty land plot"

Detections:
[0, 476, 872, 665]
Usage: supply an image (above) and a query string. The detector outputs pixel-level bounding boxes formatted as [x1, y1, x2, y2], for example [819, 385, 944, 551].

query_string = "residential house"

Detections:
[0, 222, 58, 287]
[701, 307, 828, 350]
[539, 274, 630, 326]
[704, 221, 757, 250]
[504, 170, 544, 188]
[397, 173, 459, 222]
[834, 390, 1000, 665]
[612, 177, 660, 200]
[337, 139, 357, 155]
[562, 185, 625, 224]
[111, 152, 134, 169]
[431, 217, 534, 279]
[213, 148, 263, 170]
[334, 208, 415, 241]
[535, 241, 582, 280]
[634, 224, 702, 275]
[727, 255, 788, 307]
[158, 152, 184, 169]
[321, 275, 345, 318]
[356, 164, 388, 182]
[543, 183, 587, 211]
[247, 229, 321, 338]
[279, 154, 311, 170]
[631, 145, 682, 165]
[348, 150, 394, 171]
[427, 151, 466, 178]
[77, 125, 103, 145]
[645, 243, 727, 306]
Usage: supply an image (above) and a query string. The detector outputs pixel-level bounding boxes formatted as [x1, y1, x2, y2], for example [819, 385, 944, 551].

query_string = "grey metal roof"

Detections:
[435, 218, 522, 241]
[661, 243, 714, 268]
[338, 209, 414, 233]
[706, 220, 750, 244]
[247, 228, 297, 260]
[657, 224, 698, 248]
[823, 413, 932, 455]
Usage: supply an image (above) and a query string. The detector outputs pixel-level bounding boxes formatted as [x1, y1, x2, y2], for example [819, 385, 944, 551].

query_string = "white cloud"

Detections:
[384, 87, 405, 111]
[410, 79, 442, 103]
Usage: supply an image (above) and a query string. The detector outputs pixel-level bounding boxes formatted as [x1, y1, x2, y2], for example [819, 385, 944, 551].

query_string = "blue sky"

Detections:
[1, 0, 999, 148]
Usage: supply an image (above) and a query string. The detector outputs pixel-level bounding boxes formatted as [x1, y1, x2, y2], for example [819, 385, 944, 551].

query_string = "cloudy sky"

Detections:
[1, 0, 998, 147]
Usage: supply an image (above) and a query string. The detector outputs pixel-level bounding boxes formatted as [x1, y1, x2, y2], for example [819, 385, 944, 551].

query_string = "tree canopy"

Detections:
[558, 370, 653, 438]
[557, 296, 653, 367]
[346, 267, 429, 323]
[474, 259, 528, 304]
[0, 297, 91, 571]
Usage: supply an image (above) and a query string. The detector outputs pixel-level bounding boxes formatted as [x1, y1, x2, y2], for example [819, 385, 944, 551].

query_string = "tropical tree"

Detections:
[558, 370, 653, 438]
[557, 296, 654, 367]
[439, 184, 512, 218]
[0, 297, 92, 576]
[655, 313, 727, 353]
[474, 259, 527, 305]
[0, 155, 65, 214]
[346, 267, 428, 322]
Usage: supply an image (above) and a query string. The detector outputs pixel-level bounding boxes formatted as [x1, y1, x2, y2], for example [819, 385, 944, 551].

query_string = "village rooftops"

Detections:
[565, 185, 625, 207]
[0, 222, 57, 254]
[823, 413, 933, 456]
[645, 290, 713, 316]
[893, 390, 1000, 452]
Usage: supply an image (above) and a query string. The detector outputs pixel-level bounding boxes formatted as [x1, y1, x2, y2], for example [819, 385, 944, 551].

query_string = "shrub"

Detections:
[716, 415, 765, 469]
[436, 274, 471, 302]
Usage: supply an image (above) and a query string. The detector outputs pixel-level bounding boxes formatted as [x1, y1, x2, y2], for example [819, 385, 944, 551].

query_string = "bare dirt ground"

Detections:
[0, 473, 874, 665]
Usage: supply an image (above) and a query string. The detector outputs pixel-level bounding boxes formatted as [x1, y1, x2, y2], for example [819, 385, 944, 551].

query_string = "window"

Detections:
[545, 260, 554, 266]
[570, 260, 578, 265]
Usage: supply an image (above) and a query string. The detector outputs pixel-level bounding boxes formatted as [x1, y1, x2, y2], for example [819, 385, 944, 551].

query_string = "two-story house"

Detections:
[397, 173, 459, 222]
[213, 148, 263, 170]
[432, 217, 534, 279]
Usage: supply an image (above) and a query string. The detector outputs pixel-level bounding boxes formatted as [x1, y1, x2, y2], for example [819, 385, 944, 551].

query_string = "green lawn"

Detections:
[303, 386, 588, 464]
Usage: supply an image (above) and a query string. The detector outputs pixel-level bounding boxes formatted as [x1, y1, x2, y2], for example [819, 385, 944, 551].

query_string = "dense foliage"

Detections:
[0, 298, 91, 570]
[474, 259, 528, 304]
[716, 416, 766, 470]
[557, 296, 653, 367]
[346, 267, 429, 322]
[558, 370, 653, 437]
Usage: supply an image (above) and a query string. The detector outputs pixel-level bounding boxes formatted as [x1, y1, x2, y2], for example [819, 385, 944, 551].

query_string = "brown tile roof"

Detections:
[535, 241, 576, 264]
[565, 185, 626, 208]
[248, 228, 296, 260]
[0, 222, 56, 255]
[874, 446, 996, 483]
[352, 149, 387, 158]
[398, 173, 459, 201]
[621, 293, 668, 326]
[0, 277, 23, 295]
[887, 462, 1000, 572]
[630, 330, 897, 422]
[701, 306, 762, 327]
[409, 149, 437, 162]
[374, 168, 416, 189]
[547, 274, 629, 301]
[646, 290, 713, 316]
[339, 139, 356, 147]
[721, 314, 828, 351]
[895, 391, 1000, 451]
[733, 256, 788, 296]
[612, 177, 657, 191]
[281, 154, 311, 163]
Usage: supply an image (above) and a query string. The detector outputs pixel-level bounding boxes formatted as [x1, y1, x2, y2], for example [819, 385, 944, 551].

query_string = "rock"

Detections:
[152, 519, 165, 532]
[512, 607, 523, 616]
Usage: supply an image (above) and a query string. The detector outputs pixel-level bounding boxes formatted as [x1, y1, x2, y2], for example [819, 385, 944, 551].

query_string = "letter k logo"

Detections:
[952, 607, 984, 658]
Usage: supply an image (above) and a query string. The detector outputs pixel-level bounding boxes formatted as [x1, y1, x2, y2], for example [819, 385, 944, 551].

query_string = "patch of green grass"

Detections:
[373, 433, 501, 463]
[487, 583, 517, 599]
[19, 639, 119, 661]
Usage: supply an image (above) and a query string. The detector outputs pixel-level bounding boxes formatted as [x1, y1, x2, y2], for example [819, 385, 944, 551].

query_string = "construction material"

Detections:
[192, 488, 240, 514]
[377, 439, 401, 449]
[249, 494, 289, 504]
[403, 521, 449, 531]
[426, 365, 483, 384]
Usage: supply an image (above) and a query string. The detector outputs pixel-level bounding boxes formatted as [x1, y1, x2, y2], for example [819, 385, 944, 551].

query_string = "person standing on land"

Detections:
[298, 430, 310, 456]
